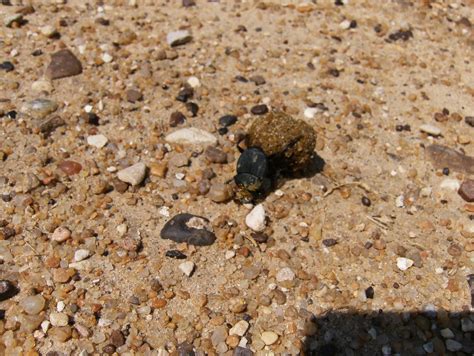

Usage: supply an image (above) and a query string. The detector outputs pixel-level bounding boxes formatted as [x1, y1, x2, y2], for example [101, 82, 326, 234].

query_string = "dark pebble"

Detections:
[328, 68, 340, 77]
[182, 0, 196, 6]
[102, 344, 116, 355]
[2, 227, 15, 239]
[235, 75, 248, 82]
[322, 239, 337, 247]
[177, 342, 195, 356]
[170, 111, 186, 127]
[251, 232, 268, 243]
[219, 114, 238, 127]
[85, 112, 100, 125]
[202, 168, 216, 180]
[335, 0, 344, 5]
[234, 347, 254, 356]
[388, 29, 413, 42]
[126, 89, 143, 103]
[465, 116, 474, 127]
[218, 127, 228, 135]
[113, 178, 129, 193]
[250, 104, 268, 115]
[0, 280, 16, 301]
[0, 61, 14, 72]
[442, 167, 450, 175]
[45, 49, 83, 80]
[350, 20, 357, 28]
[58, 160, 82, 176]
[365, 286, 374, 299]
[176, 87, 193, 102]
[458, 179, 474, 202]
[110, 330, 125, 347]
[250, 75, 266, 86]
[364, 241, 373, 249]
[95, 17, 110, 26]
[361, 196, 371, 207]
[32, 49, 43, 56]
[39, 116, 65, 136]
[165, 250, 187, 259]
[6, 110, 17, 119]
[205, 146, 227, 163]
[185, 102, 199, 117]
[160, 213, 216, 246]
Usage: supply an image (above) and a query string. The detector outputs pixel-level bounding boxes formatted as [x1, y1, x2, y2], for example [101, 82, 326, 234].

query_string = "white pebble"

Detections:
[420, 124, 442, 136]
[261, 331, 278, 345]
[51, 227, 71, 242]
[102, 53, 113, 63]
[276, 267, 295, 282]
[179, 261, 195, 277]
[245, 204, 266, 232]
[229, 320, 249, 336]
[187, 76, 201, 88]
[420, 187, 432, 197]
[56, 301, 65, 312]
[225, 251, 236, 260]
[439, 178, 460, 191]
[49, 312, 68, 327]
[41, 320, 50, 333]
[396, 257, 414, 271]
[117, 162, 147, 186]
[159, 206, 170, 217]
[165, 128, 217, 145]
[395, 195, 405, 208]
[74, 249, 90, 262]
[167, 30, 192, 46]
[116, 223, 128, 237]
[339, 19, 351, 29]
[87, 134, 108, 148]
[304, 107, 319, 119]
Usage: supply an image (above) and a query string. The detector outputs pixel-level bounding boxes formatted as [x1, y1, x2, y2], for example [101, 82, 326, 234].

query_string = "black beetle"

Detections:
[234, 147, 273, 203]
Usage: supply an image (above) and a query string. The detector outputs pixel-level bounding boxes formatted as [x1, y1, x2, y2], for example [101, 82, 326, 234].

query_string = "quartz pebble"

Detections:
[167, 30, 192, 46]
[440, 178, 460, 191]
[51, 227, 71, 242]
[420, 124, 442, 136]
[50, 312, 69, 327]
[261, 331, 278, 345]
[445, 339, 462, 352]
[21, 98, 58, 119]
[87, 134, 108, 148]
[46, 49, 83, 80]
[117, 162, 147, 186]
[396, 257, 414, 271]
[21, 295, 46, 315]
[187, 76, 200, 88]
[229, 320, 249, 336]
[245, 204, 266, 232]
[165, 128, 217, 145]
[179, 261, 195, 277]
[74, 249, 90, 262]
[276, 267, 295, 282]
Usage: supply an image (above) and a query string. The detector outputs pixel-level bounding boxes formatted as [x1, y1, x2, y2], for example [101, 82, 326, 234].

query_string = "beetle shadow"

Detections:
[301, 309, 474, 355]
[273, 152, 326, 189]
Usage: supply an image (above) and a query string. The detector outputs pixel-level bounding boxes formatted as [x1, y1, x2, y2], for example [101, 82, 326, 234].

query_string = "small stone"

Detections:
[117, 162, 147, 186]
[187, 76, 200, 88]
[126, 89, 143, 103]
[165, 250, 187, 259]
[304, 107, 319, 119]
[322, 238, 338, 247]
[209, 183, 234, 203]
[5, 14, 23, 28]
[458, 179, 474, 202]
[426, 144, 474, 175]
[183, 0, 196, 6]
[49, 326, 72, 342]
[261, 331, 278, 345]
[20, 295, 46, 315]
[176, 87, 194, 102]
[461, 317, 474, 332]
[167, 30, 192, 47]
[46, 49, 83, 80]
[396, 257, 414, 271]
[0, 61, 14, 72]
[165, 128, 217, 145]
[40, 25, 58, 38]
[74, 249, 90, 262]
[422, 342, 434, 354]
[0, 280, 14, 300]
[185, 102, 199, 117]
[225, 250, 236, 259]
[445, 339, 462, 352]
[420, 124, 442, 136]
[149, 162, 168, 178]
[87, 134, 108, 148]
[440, 328, 454, 338]
[229, 297, 247, 313]
[50, 312, 68, 327]
[169, 111, 186, 127]
[39, 116, 65, 135]
[219, 115, 237, 127]
[465, 116, 474, 127]
[160, 213, 216, 246]
[250, 75, 266, 85]
[179, 261, 195, 277]
[440, 178, 460, 191]
[229, 320, 249, 337]
[447, 243, 462, 257]
[234, 347, 254, 356]
[205, 146, 227, 163]
[51, 227, 71, 242]
[276, 267, 295, 283]
[245, 204, 266, 232]
[110, 330, 125, 347]
[250, 104, 269, 115]
[22, 98, 58, 119]
[103, 345, 116, 355]
[58, 160, 82, 176]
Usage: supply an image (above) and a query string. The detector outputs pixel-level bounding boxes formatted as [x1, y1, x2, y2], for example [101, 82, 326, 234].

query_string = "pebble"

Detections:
[87, 134, 108, 148]
[165, 250, 187, 259]
[179, 261, 195, 277]
[250, 75, 266, 85]
[422, 341, 434, 353]
[0, 61, 14, 72]
[40, 25, 58, 38]
[110, 330, 125, 347]
[165, 128, 217, 145]
[31, 79, 53, 93]
[219, 114, 237, 127]
[20, 295, 46, 315]
[225, 250, 236, 259]
[396, 257, 414, 271]
[205, 146, 227, 163]
[5, 14, 23, 28]
[304, 107, 319, 119]
[445, 339, 462, 352]
[50, 312, 69, 327]
[234, 347, 254, 356]
[74, 249, 90, 262]
[126, 89, 143, 103]
[261, 331, 278, 345]
[276, 267, 295, 282]
[465, 116, 474, 127]
[245, 204, 266, 232]
[426, 144, 474, 175]
[0, 280, 14, 300]
[250, 104, 269, 115]
[458, 179, 474, 202]
[229, 297, 247, 313]
[160, 213, 216, 246]
[420, 124, 442, 136]
[169, 111, 185, 127]
[117, 162, 147, 186]
[58, 160, 82, 175]
[185, 102, 199, 117]
[209, 183, 234, 202]
[187, 76, 200, 88]
[51, 226, 71, 242]
[440, 328, 454, 338]
[440, 178, 460, 191]
[21, 98, 58, 119]
[46, 49, 83, 80]
[167, 30, 192, 46]
[229, 320, 249, 336]
[461, 317, 474, 332]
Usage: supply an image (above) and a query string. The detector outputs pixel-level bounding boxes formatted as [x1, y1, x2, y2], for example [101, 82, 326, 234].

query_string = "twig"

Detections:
[366, 215, 389, 234]
[323, 182, 371, 197]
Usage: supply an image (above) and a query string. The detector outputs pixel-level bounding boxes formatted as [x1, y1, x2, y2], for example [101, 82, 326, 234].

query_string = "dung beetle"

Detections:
[234, 147, 273, 203]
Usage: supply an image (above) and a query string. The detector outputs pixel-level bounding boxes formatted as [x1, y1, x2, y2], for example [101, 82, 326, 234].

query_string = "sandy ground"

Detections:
[0, 0, 473, 355]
